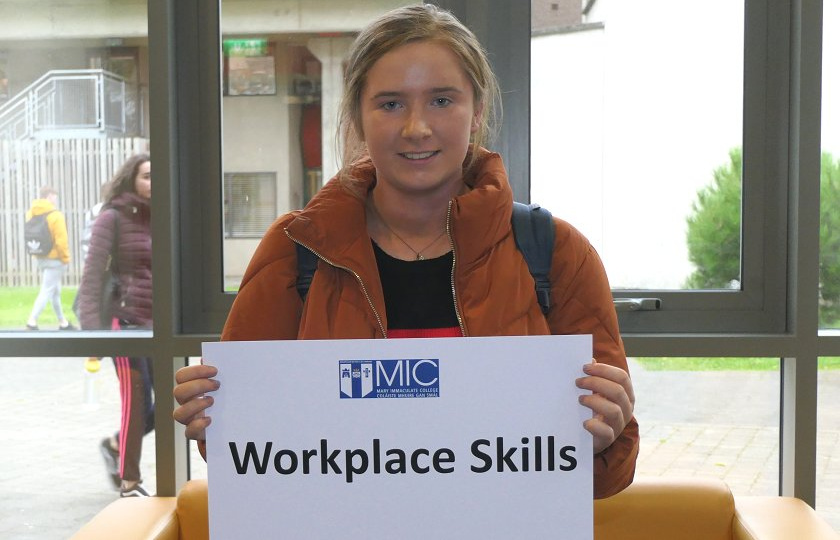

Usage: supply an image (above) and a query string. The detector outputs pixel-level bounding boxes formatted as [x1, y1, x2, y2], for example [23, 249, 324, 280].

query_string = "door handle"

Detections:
[613, 298, 662, 312]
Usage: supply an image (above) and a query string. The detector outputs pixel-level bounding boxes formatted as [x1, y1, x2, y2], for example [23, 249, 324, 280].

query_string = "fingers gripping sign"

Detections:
[575, 359, 635, 455]
[173, 363, 221, 442]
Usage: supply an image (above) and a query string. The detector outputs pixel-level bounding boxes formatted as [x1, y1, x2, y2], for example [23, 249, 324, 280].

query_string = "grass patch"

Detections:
[634, 357, 777, 371]
[820, 357, 840, 369]
[0, 286, 78, 329]
[635, 357, 840, 371]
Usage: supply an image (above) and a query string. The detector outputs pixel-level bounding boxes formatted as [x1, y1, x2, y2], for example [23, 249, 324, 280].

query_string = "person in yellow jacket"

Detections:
[25, 185, 76, 330]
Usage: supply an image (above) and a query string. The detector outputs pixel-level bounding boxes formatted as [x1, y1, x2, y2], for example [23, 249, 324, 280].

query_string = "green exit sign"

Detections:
[223, 39, 268, 57]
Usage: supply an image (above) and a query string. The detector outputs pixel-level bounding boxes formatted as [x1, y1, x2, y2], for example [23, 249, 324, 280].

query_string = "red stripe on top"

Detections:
[388, 327, 462, 339]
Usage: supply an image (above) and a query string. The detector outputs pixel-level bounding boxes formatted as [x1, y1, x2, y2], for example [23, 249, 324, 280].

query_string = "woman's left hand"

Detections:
[576, 360, 635, 454]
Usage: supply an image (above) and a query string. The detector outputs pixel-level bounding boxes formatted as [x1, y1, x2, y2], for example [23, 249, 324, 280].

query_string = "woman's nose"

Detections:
[401, 110, 432, 139]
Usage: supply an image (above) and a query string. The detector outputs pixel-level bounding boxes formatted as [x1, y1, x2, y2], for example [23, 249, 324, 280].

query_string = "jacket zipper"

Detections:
[446, 201, 467, 336]
[285, 229, 388, 338]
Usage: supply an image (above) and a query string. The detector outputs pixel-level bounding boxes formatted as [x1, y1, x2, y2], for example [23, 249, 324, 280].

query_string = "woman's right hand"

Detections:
[173, 364, 220, 441]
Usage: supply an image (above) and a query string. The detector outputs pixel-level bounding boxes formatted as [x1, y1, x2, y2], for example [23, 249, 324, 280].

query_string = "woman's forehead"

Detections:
[363, 42, 470, 94]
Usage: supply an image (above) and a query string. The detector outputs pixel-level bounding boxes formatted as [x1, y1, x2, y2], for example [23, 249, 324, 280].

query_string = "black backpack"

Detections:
[295, 201, 556, 314]
[24, 210, 56, 256]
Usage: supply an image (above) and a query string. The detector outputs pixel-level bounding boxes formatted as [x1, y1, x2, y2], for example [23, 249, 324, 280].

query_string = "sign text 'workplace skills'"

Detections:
[203, 335, 594, 539]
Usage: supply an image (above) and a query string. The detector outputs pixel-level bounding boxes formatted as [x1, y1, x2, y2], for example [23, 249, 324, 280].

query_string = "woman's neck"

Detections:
[366, 183, 462, 261]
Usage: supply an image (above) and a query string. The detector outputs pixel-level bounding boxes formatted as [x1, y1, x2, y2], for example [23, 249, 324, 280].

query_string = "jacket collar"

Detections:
[285, 147, 514, 272]
[449, 149, 513, 267]
[108, 192, 151, 219]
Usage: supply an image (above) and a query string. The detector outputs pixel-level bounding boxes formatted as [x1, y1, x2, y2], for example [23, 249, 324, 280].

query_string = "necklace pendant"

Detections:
[417, 254, 424, 261]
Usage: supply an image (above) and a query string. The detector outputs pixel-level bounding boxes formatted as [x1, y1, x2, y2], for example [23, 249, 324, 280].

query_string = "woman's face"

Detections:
[360, 40, 480, 198]
[134, 161, 151, 199]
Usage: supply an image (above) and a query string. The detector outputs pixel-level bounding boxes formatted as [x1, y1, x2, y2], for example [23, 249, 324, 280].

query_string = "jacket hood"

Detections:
[107, 192, 151, 219]
[29, 199, 57, 216]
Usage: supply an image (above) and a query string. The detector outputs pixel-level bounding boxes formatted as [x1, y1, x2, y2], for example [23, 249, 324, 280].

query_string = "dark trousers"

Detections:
[112, 355, 155, 482]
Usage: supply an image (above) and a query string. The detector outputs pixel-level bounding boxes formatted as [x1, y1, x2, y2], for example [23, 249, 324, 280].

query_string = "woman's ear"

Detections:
[471, 102, 484, 134]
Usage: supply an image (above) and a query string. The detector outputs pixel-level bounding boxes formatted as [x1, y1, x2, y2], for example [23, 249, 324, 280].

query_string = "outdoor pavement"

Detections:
[0, 357, 837, 538]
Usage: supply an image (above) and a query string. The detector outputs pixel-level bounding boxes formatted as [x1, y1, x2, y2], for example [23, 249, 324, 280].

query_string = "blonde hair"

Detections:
[337, 4, 501, 190]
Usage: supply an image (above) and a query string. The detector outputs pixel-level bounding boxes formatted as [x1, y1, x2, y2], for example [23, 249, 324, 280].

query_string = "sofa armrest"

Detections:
[594, 477, 736, 540]
[177, 479, 209, 540]
[734, 496, 840, 540]
[70, 497, 179, 540]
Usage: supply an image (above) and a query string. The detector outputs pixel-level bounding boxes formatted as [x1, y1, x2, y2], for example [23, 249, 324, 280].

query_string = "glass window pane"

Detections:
[0, 357, 155, 535]
[817, 357, 840, 530]
[632, 357, 779, 495]
[0, 0, 151, 333]
[531, 2, 745, 290]
[820, 1, 840, 331]
[219, 1, 413, 285]
[0, 2, 160, 532]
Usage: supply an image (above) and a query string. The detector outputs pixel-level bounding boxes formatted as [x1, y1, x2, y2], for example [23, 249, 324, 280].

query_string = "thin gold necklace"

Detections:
[369, 202, 447, 261]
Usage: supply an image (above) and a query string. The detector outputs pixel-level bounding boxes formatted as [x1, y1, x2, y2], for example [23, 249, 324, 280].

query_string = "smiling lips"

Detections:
[400, 150, 439, 160]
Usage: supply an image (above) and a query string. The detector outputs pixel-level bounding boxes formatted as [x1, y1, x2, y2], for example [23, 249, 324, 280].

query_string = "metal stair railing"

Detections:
[0, 69, 131, 139]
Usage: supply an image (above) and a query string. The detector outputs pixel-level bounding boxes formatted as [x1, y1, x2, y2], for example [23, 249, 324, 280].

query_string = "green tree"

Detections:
[684, 148, 742, 289]
[685, 148, 840, 326]
[820, 153, 840, 324]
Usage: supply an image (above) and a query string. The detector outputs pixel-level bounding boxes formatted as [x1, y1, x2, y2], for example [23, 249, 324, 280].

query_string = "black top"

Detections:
[373, 241, 459, 330]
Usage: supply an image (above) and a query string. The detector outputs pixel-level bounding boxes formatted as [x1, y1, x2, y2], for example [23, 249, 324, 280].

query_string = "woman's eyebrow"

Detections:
[370, 90, 402, 100]
[429, 86, 462, 94]
[369, 86, 464, 100]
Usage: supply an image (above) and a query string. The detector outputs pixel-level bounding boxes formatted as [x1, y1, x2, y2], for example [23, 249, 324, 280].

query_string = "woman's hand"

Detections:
[575, 360, 635, 454]
[172, 364, 220, 441]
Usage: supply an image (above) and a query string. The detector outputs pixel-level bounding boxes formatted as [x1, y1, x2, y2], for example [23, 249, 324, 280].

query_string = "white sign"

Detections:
[203, 335, 593, 539]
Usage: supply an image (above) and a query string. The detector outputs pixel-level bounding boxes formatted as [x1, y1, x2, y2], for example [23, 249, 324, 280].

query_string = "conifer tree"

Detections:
[820, 152, 840, 324]
[685, 148, 742, 290]
[685, 149, 840, 325]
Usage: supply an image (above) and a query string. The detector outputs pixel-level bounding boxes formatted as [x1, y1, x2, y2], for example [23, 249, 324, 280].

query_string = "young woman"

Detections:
[174, 5, 638, 499]
[78, 153, 153, 497]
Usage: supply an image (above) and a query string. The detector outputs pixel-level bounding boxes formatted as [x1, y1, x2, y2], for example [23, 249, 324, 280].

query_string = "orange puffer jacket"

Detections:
[221, 148, 639, 499]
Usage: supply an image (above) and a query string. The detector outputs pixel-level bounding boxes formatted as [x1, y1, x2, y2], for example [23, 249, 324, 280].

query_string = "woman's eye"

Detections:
[381, 101, 399, 111]
[433, 97, 452, 107]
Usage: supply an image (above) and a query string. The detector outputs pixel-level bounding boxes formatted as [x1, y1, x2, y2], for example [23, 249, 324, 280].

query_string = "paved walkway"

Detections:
[629, 359, 840, 531]
[0, 357, 837, 538]
[0, 358, 206, 539]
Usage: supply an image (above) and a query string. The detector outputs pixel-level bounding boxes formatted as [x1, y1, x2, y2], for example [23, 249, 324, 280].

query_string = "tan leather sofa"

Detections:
[72, 476, 839, 539]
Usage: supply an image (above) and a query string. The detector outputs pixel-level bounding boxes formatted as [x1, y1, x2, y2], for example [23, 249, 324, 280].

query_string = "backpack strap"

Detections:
[511, 201, 556, 314]
[109, 209, 120, 273]
[295, 242, 319, 301]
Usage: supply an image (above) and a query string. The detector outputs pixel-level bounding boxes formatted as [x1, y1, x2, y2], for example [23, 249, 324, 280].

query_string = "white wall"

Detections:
[0, 1, 148, 39]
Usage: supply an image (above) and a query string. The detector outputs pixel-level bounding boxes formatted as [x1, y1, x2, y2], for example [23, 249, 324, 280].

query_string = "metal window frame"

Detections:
[604, 0, 789, 334]
[162, 0, 836, 505]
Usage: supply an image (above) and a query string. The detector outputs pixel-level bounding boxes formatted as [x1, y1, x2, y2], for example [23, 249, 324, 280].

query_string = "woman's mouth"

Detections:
[400, 150, 439, 160]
